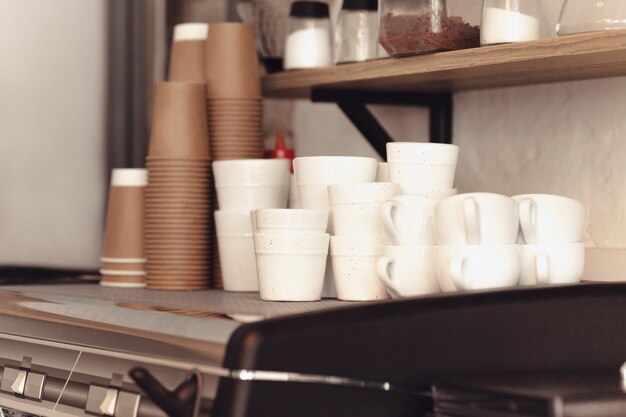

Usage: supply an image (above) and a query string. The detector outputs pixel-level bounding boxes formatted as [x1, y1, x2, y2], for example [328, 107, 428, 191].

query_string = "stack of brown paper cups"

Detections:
[145, 82, 212, 290]
[100, 169, 148, 288]
[205, 23, 264, 160]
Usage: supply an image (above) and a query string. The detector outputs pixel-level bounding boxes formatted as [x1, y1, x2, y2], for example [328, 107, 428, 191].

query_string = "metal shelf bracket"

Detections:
[311, 89, 453, 160]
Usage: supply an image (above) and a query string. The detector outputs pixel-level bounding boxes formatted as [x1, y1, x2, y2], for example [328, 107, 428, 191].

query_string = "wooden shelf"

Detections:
[263, 29, 626, 99]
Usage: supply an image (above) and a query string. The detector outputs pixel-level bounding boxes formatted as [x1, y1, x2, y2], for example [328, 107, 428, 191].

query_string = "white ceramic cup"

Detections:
[519, 242, 585, 286]
[381, 196, 438, 245]
[215, 209, 253, 235]
[434, 192, 519, 245]
[377, 245, 441, 298]
[213, 159, 290, 186]
[387, 142, 459, 194]
[254, 208, 328, 234]
[217, 233, 259, 292]
[330, 236, 388, 301]
[435, 244, 520, 291]
[293, 156, 378, 209]
[215, 184, 289, 210]
[254, 232, 330, 301]
[512, 194, 586, 244]
[329, 182, 401, 237]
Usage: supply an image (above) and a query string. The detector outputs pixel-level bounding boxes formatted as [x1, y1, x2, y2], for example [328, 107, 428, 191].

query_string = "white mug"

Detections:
[519, 242, 585, 286]
[254, 208, 328, 234]
[377, 245, 440, 298]
[435, 193, 519, 245]
[330, 236, 388, 301]
[381, 196, 438, 245]
[512, 194, 586, 244]
[435, 244, 520, 291]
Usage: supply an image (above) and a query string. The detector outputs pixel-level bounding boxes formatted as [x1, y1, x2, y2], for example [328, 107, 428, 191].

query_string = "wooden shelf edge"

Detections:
[263, 29, 626, 99]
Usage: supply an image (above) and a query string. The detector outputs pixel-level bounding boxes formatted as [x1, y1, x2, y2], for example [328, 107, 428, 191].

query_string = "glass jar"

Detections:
[481, 0, 542, 45]
[334, 0, 379, 64]
[284, 1, 333, 70]
[379, 0, 481, 57]
[557, 0, 626, 36]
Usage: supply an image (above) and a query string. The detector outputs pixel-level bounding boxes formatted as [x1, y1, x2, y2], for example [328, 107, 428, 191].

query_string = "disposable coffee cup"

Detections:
[102, 170, 146, 260]
[148, 82, 210, 159]
[168, 23, 208, 82]
[205, 23, 262, 97]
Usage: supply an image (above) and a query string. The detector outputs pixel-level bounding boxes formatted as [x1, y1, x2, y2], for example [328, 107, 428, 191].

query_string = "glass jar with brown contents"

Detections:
[379, 0, 481, 57]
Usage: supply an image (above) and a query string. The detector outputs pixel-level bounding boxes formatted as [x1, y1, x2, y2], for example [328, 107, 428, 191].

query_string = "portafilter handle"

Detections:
[129, 367, 199, 417]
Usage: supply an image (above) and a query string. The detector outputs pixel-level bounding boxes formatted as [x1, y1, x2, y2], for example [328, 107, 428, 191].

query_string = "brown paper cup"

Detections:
[148, 82, 210, 159]
[102, 186, 145, 259]
[205, 23, 262, 98]
[169, 40, 206, 83]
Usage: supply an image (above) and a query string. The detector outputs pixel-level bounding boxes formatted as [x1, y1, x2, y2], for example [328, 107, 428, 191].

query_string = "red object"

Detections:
[267, 132, 295, 172]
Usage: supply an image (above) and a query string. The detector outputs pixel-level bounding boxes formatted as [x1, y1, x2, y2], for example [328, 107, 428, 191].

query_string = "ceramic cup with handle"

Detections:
[377, 245, 440, 298]
[512, 194, 586, 244]
[434, 193, 519, 245]
[435, 244, 520, 291]
[381, 196, 438, 245]
[519, 242, 585, 286]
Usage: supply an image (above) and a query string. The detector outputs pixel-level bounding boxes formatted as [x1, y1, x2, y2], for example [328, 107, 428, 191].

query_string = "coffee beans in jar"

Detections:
[379, 0, 480, 57]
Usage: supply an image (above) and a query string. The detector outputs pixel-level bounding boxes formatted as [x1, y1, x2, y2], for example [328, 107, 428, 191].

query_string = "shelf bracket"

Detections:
[311, 89, 453, 160]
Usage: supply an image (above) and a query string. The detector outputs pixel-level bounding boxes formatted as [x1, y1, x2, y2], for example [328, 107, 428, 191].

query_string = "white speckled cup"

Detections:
[254, 232, 330, 301]
[330, 236, 388, 301]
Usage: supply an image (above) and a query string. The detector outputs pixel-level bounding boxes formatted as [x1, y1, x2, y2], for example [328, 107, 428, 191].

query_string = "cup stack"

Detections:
[100, 169, 148, 288]
[514, 194, 586, 286]
[377, 142, 460, 298]
[205, 23, 264, 160]
[144, 82, 212, 290]
[205, 22, 264, 288]
[213, 159, 290, 292]
[434, 192, 521, 292]
[168, 23, 209, 82]
[253, 208, 330, 301]
[293, 156, 379, 298]
[327, 182, 400, 301]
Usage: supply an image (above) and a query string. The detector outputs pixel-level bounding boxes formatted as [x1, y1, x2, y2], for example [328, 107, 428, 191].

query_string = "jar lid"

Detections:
[289, 1, 330, 18]
[342, 0, 377, 11]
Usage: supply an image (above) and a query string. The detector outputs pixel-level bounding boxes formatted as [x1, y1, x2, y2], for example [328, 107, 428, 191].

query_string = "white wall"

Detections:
[0, 0, 107, 268]
[291, 0, 626, 254]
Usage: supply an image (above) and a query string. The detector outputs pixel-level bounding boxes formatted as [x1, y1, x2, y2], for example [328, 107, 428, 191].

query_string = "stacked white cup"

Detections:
[293, 156, 379, 298]
[253, 208, 330, 301]
[513, 194, 586, 286]
[434, 192, 521, 292]
[212, 159, 290, 292]
[328, 182, 401, 301]
[377, 142, 459, 298]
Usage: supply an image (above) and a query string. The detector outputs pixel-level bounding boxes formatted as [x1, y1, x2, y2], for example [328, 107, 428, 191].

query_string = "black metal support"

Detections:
[311, 89, 453, 159]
